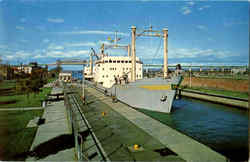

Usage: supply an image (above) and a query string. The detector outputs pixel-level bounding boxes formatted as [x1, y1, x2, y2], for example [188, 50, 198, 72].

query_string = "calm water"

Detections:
[138, 97, 248, 161]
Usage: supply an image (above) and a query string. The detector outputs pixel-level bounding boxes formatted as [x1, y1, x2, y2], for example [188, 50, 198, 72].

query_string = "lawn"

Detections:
[47, 77, 57, 83]
[0, 80, 16, 89]
[0, 109, 44, 161]
[0, 80, 52, 108]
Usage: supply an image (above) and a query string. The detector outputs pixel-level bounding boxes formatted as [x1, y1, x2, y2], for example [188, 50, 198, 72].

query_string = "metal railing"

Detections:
[64, 88, 110, 161]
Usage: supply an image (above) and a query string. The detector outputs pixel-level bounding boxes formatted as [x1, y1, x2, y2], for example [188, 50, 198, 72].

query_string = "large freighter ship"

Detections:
[84, 26, 183, 113]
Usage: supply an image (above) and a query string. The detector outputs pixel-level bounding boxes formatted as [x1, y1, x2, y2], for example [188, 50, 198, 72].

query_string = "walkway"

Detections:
[26, 87, 75, 161]
[85, 85, 227, 162]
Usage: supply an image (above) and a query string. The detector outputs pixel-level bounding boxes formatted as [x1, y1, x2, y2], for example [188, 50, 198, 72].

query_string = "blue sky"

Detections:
[0, 0, 249, 67]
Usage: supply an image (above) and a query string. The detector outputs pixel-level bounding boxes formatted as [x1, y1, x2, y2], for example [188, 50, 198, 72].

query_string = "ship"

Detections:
[84, 26, 183, 113]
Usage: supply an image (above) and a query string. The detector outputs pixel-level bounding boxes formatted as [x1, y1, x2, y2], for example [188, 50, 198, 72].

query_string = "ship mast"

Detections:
[102, 31, 130, 56]
[130, 25, 168, 81]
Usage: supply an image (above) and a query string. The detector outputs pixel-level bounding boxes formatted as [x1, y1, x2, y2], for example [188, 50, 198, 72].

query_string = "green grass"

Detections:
[0, 87, 52, 108]
[0, 80, 16, 89]
[47, 77, 57, 83]
[0, 81, 52, 108]
[181, 86, 248, 99]
[0, 109, 44, 161]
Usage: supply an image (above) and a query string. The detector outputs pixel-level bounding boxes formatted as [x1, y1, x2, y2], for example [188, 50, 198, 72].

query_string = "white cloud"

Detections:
[46, 50, 89, 58]
[47, 18, 64, 23]
[20, 18, 26, 23]
[34, 54, 46, 59]
[196, 25, 207, 30]
[187, 1, 195, 6]
[0, 44, 7, 49]
[170, 48, 236, 59]
[47, 51, 64, 57]
[43, 39, 50, 43]
[65, 42, 96, 47]
[57, 30, 129, 36]
[198, 5, 211, 11]
[20, 39, 28, 43]
[181, 6, 192, 15]
[137, 46, 236, 61]
[5, 56, 14, 60]
[207, 37, 214, 41]
[16, 26, 25, 30]
[36, 26, 46, 31]
[224, 21, 248, 27]
[48, 44, 64, 50]
[11, 50, 32, 59]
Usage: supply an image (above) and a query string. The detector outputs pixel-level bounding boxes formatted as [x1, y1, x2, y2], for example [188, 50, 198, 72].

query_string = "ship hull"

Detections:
[85, 76, 182, 113]
[109, 85, 176, 113]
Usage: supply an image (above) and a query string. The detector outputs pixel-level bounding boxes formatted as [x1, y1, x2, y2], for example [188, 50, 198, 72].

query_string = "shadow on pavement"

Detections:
[15, 134, 74, 160]
[15, 129, 92, 160]
[154, 147, 177, 156]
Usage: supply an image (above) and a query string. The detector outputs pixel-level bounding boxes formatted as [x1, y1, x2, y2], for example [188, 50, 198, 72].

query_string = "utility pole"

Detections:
[82, 65, 85, 102]
[89, 52, 93, 76]
[131, 26, 136, 82]
[127, 44, 131, 57]
[189, 66, 192, 88]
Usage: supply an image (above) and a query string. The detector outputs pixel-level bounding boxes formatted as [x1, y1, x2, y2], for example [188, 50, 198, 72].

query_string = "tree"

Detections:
[16, 78, 32, 101]
[56, 59, 62, 74]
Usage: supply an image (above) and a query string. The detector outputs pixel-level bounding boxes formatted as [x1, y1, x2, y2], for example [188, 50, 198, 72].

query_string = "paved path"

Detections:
[86, 86, 227, 162]
[26, 88, 75, 161]
[0, 107, 43, 111]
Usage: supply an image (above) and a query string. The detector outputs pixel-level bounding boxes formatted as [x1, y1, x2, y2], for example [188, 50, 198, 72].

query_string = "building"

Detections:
[59, 71, 72, 83]
[17, 66, 32, 74]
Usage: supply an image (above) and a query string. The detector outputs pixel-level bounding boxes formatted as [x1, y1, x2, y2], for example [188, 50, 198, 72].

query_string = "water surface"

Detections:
[138, 97, 248, 161]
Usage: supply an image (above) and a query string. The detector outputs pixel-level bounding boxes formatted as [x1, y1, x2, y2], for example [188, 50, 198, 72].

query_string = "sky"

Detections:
[0, 0, 249, 68]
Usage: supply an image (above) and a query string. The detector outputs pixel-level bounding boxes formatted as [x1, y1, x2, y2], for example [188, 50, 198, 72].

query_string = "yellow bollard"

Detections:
[101, 112, 106, 116]
[133, 144, 140, 150]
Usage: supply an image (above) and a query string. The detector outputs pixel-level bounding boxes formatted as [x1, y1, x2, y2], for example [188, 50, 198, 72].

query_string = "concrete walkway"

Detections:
[26, 88, 75, 161]
[86, 86, 227, 162]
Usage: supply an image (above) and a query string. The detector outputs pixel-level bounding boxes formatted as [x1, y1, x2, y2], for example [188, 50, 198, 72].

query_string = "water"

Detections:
[72, 71, 83, 80]
[138, 97, 248, 161]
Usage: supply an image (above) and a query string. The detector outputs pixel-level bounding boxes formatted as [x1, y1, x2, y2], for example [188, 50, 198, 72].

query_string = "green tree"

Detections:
[16, 78, 32, 101]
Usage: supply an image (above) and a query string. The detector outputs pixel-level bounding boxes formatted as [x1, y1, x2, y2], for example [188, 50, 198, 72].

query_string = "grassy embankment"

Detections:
[0, 80, 52, 108]
[180, 76, 248, 100]
[0, 78, 54, 160]
[0, 109, 44, 161]
[180, 86, 248, 100]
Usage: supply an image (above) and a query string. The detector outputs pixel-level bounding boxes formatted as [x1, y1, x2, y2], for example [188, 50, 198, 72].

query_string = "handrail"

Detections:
[65, 90, 110, 162]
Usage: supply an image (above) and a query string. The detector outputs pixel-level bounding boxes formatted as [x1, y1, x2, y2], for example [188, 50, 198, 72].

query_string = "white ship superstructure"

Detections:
[84, 26, 183, 113]
[93, 56, 143, 88]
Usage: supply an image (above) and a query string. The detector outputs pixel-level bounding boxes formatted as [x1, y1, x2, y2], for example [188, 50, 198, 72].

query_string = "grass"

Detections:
[0, 109, 44, 161]
[47, 77, 57, 83]
[0, 87, 52, 108]
[0, 80, 16, 89]
[181, 86, 249, 99]
[0, 80, 52, 108]
[194, 75, 249, 80]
